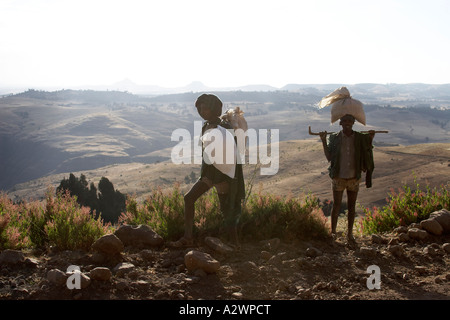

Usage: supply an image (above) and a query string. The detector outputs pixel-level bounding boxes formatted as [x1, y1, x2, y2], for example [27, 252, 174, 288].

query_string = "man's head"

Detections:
[195, 94, 222, 121]
[339, 114, 355, 133]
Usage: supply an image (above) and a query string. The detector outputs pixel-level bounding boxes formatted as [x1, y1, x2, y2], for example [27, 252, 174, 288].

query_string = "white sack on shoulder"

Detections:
[221, 107, 248, 132]
[220, 107, 248, 161]
[200, 126, 237, 178]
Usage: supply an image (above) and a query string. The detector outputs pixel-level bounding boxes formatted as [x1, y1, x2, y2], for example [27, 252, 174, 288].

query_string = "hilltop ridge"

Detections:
[3, 81, 450, 97]
[1, 86, 449, 194]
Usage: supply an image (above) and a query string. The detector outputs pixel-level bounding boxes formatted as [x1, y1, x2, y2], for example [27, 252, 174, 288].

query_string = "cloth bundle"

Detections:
[220, 107, 248, 132]
[201, 125, 237, 179]
[318, 87, 366, 125]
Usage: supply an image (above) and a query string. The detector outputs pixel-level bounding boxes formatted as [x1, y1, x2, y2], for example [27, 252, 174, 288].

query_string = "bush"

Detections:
[0, 190, 110, 251]
[119, 183, 214, 240]
[241, 190, 329, 241]
[44, 190, 111, 251]
[0, 194, 31, 249]
[360, 180, 449, 235]
[119, 183, 330, 242]
[1, 180, 330, 250]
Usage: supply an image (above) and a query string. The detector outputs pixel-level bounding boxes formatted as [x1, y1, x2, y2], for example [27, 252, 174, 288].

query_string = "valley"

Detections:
[1, 85, 450, 208]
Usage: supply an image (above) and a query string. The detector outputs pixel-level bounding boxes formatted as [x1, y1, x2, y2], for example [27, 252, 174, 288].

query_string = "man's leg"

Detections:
[183, 179, 211, 240]
[215, 182, 239, 246]
[331, 190, 344, 236]
[346, 189, 358, 241]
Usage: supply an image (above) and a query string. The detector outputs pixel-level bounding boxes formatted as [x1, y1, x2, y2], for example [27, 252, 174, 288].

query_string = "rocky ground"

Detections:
[0, 222, 449, 302]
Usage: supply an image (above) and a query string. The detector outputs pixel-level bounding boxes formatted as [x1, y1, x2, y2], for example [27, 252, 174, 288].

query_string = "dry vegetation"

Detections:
[1, 89, 450, 304]
[9, 140, 450, 216]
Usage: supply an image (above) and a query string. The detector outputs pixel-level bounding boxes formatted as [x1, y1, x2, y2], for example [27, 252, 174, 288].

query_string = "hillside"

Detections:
[1, 87, 450, 194]
[1, 228, 449, 301]
[8, 140, 450, 215]
[2, 87, 450, 302]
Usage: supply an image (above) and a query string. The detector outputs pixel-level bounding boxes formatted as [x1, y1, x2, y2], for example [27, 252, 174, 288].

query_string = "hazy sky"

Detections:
[1, 0, 449, 89]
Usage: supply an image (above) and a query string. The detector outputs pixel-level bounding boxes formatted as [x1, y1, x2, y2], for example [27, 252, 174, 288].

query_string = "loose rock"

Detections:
[305, 247, 322, 258]
[113, 262, 135, 277]
[91, 234, 124, 255]
[394, 226, 408, 234]
[430, 209, 450, 233]
[371, 234, 388, 244]
[114, 224, 164, 248]
[89, 267, 112, 281]
[205, 237, 233, 255]
[415, 266, 428, 275]
[47, 269, 67, 286]
[388, 245, 405, 258]
[0, 250, 25, 265]
[408, 228, 428, 241]
[443, 243, 450, 253]
[360, 246, 377, 257]
[423, 245, 439, 256]
[260, 251, 273, 261]
[420, 218, 443, 236]
[184, 250, 220, 274]
[398, 233, 410, 242]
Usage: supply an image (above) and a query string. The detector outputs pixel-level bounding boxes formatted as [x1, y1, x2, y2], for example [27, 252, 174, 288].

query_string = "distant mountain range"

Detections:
[2, 79, 450, 97]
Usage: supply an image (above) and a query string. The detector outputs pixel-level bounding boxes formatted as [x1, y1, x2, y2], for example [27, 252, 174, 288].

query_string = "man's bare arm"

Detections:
[320, 131, 331, 162]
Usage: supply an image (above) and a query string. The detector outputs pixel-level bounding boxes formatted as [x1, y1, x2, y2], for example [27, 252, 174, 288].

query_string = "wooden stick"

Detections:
[308, 126, 389, 136]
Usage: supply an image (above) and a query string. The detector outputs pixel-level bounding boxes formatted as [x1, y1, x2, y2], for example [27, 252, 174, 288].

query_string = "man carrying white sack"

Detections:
[169, 94, 245, 249]
[318, 87, 375, 245]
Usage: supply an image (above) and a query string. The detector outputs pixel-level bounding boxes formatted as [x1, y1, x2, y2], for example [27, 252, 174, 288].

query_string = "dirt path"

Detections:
[1, 231, 449, 302]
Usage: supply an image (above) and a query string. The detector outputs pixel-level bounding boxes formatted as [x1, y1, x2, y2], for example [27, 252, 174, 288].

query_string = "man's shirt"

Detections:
[339, 132, 356, 179]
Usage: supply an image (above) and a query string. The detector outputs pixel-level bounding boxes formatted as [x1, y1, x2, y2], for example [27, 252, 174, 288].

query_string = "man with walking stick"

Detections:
[311, 87, 387, 245]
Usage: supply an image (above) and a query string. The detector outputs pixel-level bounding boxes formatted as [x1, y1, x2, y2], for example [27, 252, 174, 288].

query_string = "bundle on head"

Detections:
[318, 87, 366, 125]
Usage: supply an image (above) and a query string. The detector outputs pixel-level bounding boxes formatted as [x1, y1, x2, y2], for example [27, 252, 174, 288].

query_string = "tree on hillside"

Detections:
[98, 177, 126, 223]
[57, 174, 126, 223]
[57, 174, 95, 209]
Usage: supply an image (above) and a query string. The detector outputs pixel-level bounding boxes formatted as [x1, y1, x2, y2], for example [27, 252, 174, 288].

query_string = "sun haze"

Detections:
[1, 0, 449, 89]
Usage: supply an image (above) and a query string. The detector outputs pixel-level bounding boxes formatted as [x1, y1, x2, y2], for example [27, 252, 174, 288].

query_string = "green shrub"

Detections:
[0, 194, 30, 249]
[360, 180, 449, 235]
[119, 184, 218, 240]
[241, 191, 329, 241]
[0, 190, 110, 251]
[44, 190, 110, 251]
[120, 183, 330, 242]
[22, 201, 48, 248]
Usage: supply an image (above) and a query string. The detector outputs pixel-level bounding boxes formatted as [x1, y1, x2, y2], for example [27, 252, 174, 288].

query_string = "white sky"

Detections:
[1, 0, 449, 89]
